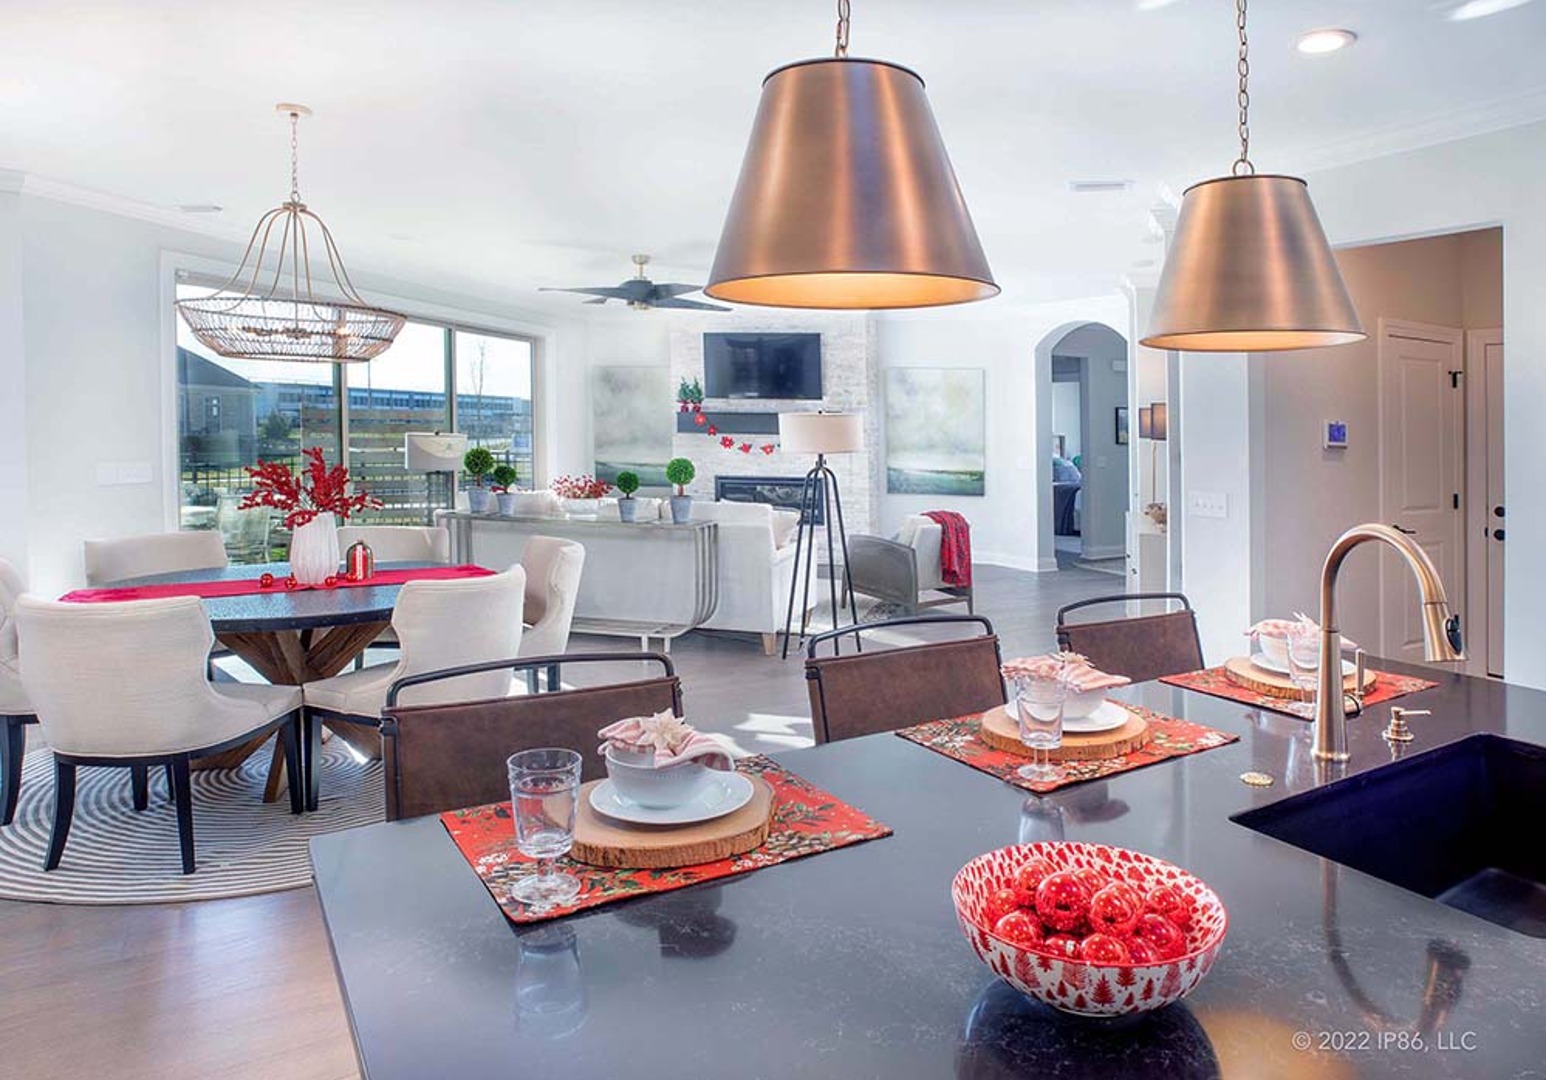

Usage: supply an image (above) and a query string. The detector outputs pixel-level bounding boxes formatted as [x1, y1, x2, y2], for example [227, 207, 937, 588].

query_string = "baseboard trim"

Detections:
[973, 550, 1048, 573]
[1078, 545, 1127, 562]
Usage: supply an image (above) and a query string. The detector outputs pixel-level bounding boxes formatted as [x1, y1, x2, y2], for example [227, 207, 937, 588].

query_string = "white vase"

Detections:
[289, 514, 341, 585]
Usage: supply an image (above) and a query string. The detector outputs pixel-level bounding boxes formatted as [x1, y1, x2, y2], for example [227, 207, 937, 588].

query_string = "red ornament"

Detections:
[258, 572, 276, 588]
[283, 576, 299, 590]
[693, 413, 707, 427]
[323, 575, 340, 588]
[760, 444, 776, 455]
[692, 403, 702, 413]
[706, 425, 718, 436]
[739, 442, 752, 453]
[678, 402, 689, 413]
[720, 436, 735, 448]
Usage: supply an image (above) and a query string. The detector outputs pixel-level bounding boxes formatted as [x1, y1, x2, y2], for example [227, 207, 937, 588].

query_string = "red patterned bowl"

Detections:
[952, 841, 1227, 1017]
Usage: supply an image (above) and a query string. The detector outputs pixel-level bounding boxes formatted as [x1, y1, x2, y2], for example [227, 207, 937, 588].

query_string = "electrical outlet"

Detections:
[1188, 490, 1228, 519]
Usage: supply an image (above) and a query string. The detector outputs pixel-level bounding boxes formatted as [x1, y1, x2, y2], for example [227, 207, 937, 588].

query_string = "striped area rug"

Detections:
[0, 737, 382, 904]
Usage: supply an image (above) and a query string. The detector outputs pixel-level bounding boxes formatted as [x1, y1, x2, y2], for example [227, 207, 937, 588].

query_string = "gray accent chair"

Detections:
[842, 515, 973, 616]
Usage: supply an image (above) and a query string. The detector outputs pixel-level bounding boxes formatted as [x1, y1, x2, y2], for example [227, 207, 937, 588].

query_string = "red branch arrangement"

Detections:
[551, 474, 613, 500]
[239, 447, 382, 530]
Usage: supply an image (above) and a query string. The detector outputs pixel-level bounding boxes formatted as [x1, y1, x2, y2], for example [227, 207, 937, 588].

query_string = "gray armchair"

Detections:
[842, 515, 973, 615]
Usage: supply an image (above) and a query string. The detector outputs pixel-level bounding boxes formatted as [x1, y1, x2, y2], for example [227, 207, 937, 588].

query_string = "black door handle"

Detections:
[1494, 529, 1505, 542]
[1390, 524, 1417, 535]
[1494, 505, 1505, 519]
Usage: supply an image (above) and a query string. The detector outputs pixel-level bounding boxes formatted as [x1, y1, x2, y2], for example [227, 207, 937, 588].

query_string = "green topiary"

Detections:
[615, 470, 640, 497]
[491, 464, 518, 491]
[665, 457, 696, 496]
[463, 447, 496, 486]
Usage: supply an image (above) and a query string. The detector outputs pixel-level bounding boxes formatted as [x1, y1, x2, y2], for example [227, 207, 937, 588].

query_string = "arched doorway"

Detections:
[1032, 322, 1130, 575]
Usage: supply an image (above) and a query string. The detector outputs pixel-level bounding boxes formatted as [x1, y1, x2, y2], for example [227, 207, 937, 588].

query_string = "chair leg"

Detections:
[170, 754, 195, 874]
[44, 758, 77, 871]
[2, 718, 26, 826]
[130, 764, 149, 811]
[525, 669, 540, 694]
[545, 663, 561, 692]
[304, 710, 322, 812]
[279, 713, 304, 816]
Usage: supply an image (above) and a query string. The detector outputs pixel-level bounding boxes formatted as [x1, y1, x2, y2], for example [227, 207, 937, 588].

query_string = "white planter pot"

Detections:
[496, 492, 517, 515]
[617, 498, 638, 523]
[669, 495, 693, 524]
[289, 514, 340, 585]
[468, 487, 495, 514]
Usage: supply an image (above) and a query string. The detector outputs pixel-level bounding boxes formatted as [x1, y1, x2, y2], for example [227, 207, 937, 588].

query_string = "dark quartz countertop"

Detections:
[310, 662, 1546, 1079]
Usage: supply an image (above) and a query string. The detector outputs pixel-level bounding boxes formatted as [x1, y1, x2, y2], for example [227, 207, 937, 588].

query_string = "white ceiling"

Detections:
[2, 0, 1544, 314]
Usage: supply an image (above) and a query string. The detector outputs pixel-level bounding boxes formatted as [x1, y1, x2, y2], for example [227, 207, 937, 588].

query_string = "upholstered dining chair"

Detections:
[300, 566, 526, 810]
[16, 596, 304, 873]
[380, 652, 681, 820]
[517, 536, 587, 690]
[336, 525, 451, 565]
[0, 559, 37, 826]
[804, 615, 1006, 744]
[1054, 593, 1205, 685]
[82, 530, 229, 587]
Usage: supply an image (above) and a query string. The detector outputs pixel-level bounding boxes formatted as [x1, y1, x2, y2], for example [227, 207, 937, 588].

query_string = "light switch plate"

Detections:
[1188, 491, 1229, 519]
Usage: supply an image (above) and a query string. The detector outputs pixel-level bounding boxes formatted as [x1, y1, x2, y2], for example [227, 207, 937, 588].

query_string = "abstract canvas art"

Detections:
[592, 366, 673, 488]
[884, 368, 986, 496]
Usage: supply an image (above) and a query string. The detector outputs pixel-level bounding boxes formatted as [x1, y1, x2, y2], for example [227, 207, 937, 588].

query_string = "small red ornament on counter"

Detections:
[258, 572, 276, 588]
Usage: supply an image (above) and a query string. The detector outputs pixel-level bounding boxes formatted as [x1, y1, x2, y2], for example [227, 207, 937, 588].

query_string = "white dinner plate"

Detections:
[1250, 651, 1356, 678]
[1014, 699, 1131, 734]
[588, 771, 755, 827]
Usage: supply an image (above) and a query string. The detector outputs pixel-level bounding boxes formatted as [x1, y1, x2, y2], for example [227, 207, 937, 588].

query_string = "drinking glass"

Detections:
[508, 748, 583, 910]
[1012, 674, 1066, 783]
[1285, 624, 1322, 700]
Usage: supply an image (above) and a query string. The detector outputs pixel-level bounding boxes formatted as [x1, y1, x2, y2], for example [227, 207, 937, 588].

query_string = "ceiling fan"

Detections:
[540, 254, 731, 311]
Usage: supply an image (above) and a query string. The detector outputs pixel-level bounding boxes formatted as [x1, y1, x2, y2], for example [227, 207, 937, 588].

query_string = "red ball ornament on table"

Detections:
[258, 572, 275, 588]
[1034, 871, 1093, 933]
[1088, 882, 1144, 937]
[993, 910, 1043, 948]
[283, 576, 299, 590]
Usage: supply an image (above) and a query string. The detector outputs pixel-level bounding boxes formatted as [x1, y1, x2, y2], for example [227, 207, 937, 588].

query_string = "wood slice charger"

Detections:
[1221, 655, 1376, 701]
[978, 704, 1150, 762]
[570, 774, 775, 869]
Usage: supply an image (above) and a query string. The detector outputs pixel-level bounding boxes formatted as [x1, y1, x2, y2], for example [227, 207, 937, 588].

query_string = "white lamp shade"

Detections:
[405, 432, 469, 472]
[778, 412, 864, 454]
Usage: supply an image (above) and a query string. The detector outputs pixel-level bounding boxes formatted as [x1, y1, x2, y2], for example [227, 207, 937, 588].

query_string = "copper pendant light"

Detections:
[176, 105, 405, 363]
[706, 0, 997, 310]
[1141, 0, 1364, 352]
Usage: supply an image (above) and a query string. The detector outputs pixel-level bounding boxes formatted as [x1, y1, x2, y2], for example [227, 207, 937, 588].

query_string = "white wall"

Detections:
[878, 295, 1129, 571]
[1052, 323, 1129, 560]
[1285, 121, 1543, 685]
[14, 193, 582, 594]
[0, 181, 26, 574]
[1050, 380, 1081, 459]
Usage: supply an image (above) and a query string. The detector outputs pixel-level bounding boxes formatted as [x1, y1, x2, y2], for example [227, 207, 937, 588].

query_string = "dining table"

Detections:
[101, 561, 438, 801]
[308, 663, 1544, 1079]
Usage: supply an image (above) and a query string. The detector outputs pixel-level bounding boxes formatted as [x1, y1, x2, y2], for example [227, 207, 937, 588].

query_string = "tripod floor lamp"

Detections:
[779, 412, 864, 659]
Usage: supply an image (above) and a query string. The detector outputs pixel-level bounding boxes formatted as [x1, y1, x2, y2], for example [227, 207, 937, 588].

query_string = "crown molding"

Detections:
[1292, 86, 1546, 176]
[16, 172, 248, 241]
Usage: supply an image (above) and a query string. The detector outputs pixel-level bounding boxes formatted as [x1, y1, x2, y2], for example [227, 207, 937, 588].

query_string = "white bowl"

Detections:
[603, 746, 711, 809]
[1255, 632, 1290, 668]
[1063, 687, 1106, 720]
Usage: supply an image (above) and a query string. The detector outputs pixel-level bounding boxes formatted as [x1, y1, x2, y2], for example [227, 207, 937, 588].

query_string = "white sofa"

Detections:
[671, 500, 800, 652]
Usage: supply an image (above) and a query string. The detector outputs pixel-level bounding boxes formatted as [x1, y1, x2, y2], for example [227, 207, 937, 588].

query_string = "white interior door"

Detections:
[1378, 320, 1464, 664]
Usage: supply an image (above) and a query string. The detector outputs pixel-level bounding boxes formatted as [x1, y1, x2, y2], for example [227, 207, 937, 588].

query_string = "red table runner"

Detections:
[60, 564, 494, 604]
[1159, 666, 1438, 720]
[441, 755, 891, 925]
[895, 705, 1238, 795]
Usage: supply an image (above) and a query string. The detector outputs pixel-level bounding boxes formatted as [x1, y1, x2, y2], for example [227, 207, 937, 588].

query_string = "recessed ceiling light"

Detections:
[1068, 179, 1134, 194]
[1450, 0, 1533, 19]
[1295, 28, 1358, 54]
[175, 203, 224, 214]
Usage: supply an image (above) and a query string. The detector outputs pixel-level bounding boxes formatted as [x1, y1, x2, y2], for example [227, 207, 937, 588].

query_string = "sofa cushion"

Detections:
[769, 509, 800, 550]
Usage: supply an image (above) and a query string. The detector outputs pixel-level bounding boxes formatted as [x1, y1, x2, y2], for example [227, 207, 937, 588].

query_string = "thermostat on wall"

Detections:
[1324, 420, 1348, 449]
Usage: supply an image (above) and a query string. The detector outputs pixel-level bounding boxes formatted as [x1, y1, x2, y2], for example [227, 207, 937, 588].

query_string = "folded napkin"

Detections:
[1001, 652, 1131, 693]
[598, 711, 734, 771]
[1247, 613, 1359, 650]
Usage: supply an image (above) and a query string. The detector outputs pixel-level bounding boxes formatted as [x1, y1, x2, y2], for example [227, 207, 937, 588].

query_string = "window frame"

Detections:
[163, 256, 550, 533]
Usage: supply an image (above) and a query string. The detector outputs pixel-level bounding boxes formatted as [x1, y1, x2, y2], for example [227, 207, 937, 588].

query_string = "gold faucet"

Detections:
[1313, 524, 1464, 761]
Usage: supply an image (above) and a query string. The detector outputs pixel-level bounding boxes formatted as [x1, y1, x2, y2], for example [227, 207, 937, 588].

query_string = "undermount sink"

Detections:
[1232, 734, 1546, 938]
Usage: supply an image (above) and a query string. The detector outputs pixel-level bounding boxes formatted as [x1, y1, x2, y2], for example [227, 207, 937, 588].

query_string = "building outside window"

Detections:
[174, 282, 537, 561]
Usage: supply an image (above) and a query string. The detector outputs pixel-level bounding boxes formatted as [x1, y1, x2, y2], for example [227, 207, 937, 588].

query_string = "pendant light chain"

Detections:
[288, 110, 303, 204]
[834, 0, 850, 58]
[1233, 0, 1254, 176]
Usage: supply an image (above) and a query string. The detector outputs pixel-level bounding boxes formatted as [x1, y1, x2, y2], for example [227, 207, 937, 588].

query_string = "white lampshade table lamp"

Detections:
[778, 412, 865, 658]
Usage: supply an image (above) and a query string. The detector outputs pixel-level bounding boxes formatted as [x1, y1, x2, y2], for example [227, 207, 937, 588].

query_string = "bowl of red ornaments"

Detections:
[952, 841, 1227, 1017]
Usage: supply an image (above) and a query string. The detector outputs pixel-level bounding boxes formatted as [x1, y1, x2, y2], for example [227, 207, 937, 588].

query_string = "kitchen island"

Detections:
[311, 662, 1543, 1078]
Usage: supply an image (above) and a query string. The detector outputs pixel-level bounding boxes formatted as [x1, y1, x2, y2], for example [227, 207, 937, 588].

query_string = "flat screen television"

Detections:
[703, 333, 822, 400]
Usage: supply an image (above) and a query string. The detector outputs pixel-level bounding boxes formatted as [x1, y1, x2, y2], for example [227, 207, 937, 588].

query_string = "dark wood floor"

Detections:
[0, 562, 1118, 1080]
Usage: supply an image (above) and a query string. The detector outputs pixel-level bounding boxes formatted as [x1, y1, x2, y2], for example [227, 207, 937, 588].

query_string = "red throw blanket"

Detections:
[60, 564, 494, 604]
[922, 511, 972, 588]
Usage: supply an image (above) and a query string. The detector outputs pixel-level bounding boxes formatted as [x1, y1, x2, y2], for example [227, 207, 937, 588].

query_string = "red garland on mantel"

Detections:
[677, 399, 776, 457]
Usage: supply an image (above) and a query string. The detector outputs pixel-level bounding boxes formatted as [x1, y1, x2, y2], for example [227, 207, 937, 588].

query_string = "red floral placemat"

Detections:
[441, 755, 891, 924]
[895, 705, 1238, 794]
[1159, 666, 1437, 719]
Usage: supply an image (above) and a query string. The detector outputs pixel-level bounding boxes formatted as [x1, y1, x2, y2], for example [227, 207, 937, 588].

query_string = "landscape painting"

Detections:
[884, 368, 986, 496]
[592, 366, 672, 488]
